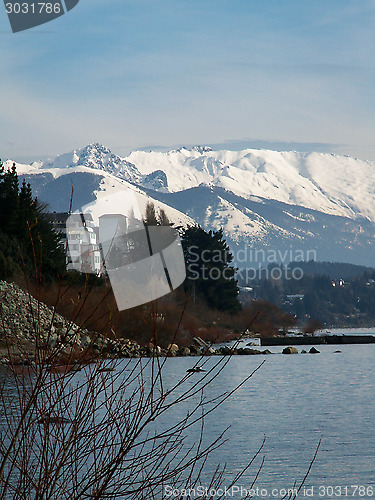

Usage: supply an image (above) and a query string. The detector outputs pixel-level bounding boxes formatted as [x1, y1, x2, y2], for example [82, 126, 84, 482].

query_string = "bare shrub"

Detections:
[0, 327, 265, 498]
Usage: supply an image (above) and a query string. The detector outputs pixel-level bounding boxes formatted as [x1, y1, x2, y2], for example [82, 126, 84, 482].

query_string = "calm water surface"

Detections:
[155, 342, 375, 497]
[0, 337, 374, 498]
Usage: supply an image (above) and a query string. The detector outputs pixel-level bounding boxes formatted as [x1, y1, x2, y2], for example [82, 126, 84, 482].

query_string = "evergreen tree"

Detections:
[127, 207, 142, 231]
[0, 160, 65, 281]
[16, 179, 35, 241]
[181, 226, 241, 313]
[144, 202, 158, 226]
[0, 232, 22, 280]
[30, 203, 66, 280]
[0, 162, 19, 234]
[144, 202, 171, 227]
[157, 208, 171, 226]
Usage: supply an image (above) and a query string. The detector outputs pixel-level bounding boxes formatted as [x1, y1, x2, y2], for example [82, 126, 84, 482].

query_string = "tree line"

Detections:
[243, 263, 375, 326]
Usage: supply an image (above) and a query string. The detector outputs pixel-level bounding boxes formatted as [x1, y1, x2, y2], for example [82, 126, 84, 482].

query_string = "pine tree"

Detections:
[144, 202, 158, 226]
[144, 202, 171, 227]
[30, 202, 66, 280]
[181, 226, 241, 313]
[0, 162, 19, 234]
[16, 179, 35, 241]
[0, 160, 65, 281]
[157, 208, 171, 226]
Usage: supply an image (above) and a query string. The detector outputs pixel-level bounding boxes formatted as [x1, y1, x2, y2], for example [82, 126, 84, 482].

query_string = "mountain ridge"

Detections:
[8, 142, 375, 219]
[5, 143, 375, 267]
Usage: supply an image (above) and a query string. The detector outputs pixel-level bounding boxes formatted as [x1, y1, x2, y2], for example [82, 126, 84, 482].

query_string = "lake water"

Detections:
[154, 339, 375, 499]
[0, 335, 374, 499]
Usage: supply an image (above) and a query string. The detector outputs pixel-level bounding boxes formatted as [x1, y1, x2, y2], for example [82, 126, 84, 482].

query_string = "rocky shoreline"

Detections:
[0, 281, 274, 365]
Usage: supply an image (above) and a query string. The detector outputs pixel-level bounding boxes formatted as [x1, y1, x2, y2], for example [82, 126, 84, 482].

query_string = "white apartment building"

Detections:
[50, 212, 102, 274]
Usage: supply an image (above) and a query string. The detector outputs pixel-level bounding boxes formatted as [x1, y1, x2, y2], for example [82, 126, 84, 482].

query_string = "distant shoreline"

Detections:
[261, 333, 375, 346]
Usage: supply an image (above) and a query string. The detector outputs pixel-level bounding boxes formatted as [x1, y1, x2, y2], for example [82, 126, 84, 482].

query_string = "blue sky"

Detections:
[1, 0, 374, 162]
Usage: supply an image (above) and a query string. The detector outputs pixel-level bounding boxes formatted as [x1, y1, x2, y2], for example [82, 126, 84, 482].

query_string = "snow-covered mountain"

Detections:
[6, 143, 375, 267]
[6, 146, 193, 229]
[127, 147, 375, 222]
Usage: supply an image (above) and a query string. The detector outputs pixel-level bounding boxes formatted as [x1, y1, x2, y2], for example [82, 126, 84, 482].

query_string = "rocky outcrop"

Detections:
[0, 281, 86, 346]
[237, 348, 262, 355]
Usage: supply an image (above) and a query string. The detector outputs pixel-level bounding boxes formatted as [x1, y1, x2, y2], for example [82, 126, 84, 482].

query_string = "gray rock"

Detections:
[80, 335, 92, 347]
[48, 333, 59, 347]
[206, 347, 216, 355]
[238, 348, 262, 355]
[0, 281, 84, 347]
[167, 343, 179, 353]
[152, 345, 162, 356]
[189, 346, 200, 355]
[219, 346, 238, 355]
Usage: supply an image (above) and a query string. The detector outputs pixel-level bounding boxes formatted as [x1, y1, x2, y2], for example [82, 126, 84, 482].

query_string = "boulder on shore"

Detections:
[237, 347, 262, 355]
[282, 346, 298, 354]
[309, 347, 320, 354]
[178, 347, 191, 356]
[167, 343, 179, 354]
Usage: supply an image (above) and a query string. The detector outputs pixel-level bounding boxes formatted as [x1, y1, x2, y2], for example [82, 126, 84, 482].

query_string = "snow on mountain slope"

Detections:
[201, 193, 293, 243]
[11, 143, 375, 222]
[43, 143, 142, 183]
[127, 148, 375, 221]
[7, 156, 194, 228]
[143, 185, 375, 267]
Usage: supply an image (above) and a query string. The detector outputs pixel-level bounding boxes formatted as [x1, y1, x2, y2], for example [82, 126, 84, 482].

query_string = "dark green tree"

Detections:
[157, 208, 171, 226]
[0, 162, 19, 234]
[181, 226, 241, 313]
[16, 179, 35, 240]
[144, 202, 171, 227]
[144, 201, 158, 226]
[0, 160, 65, 281]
